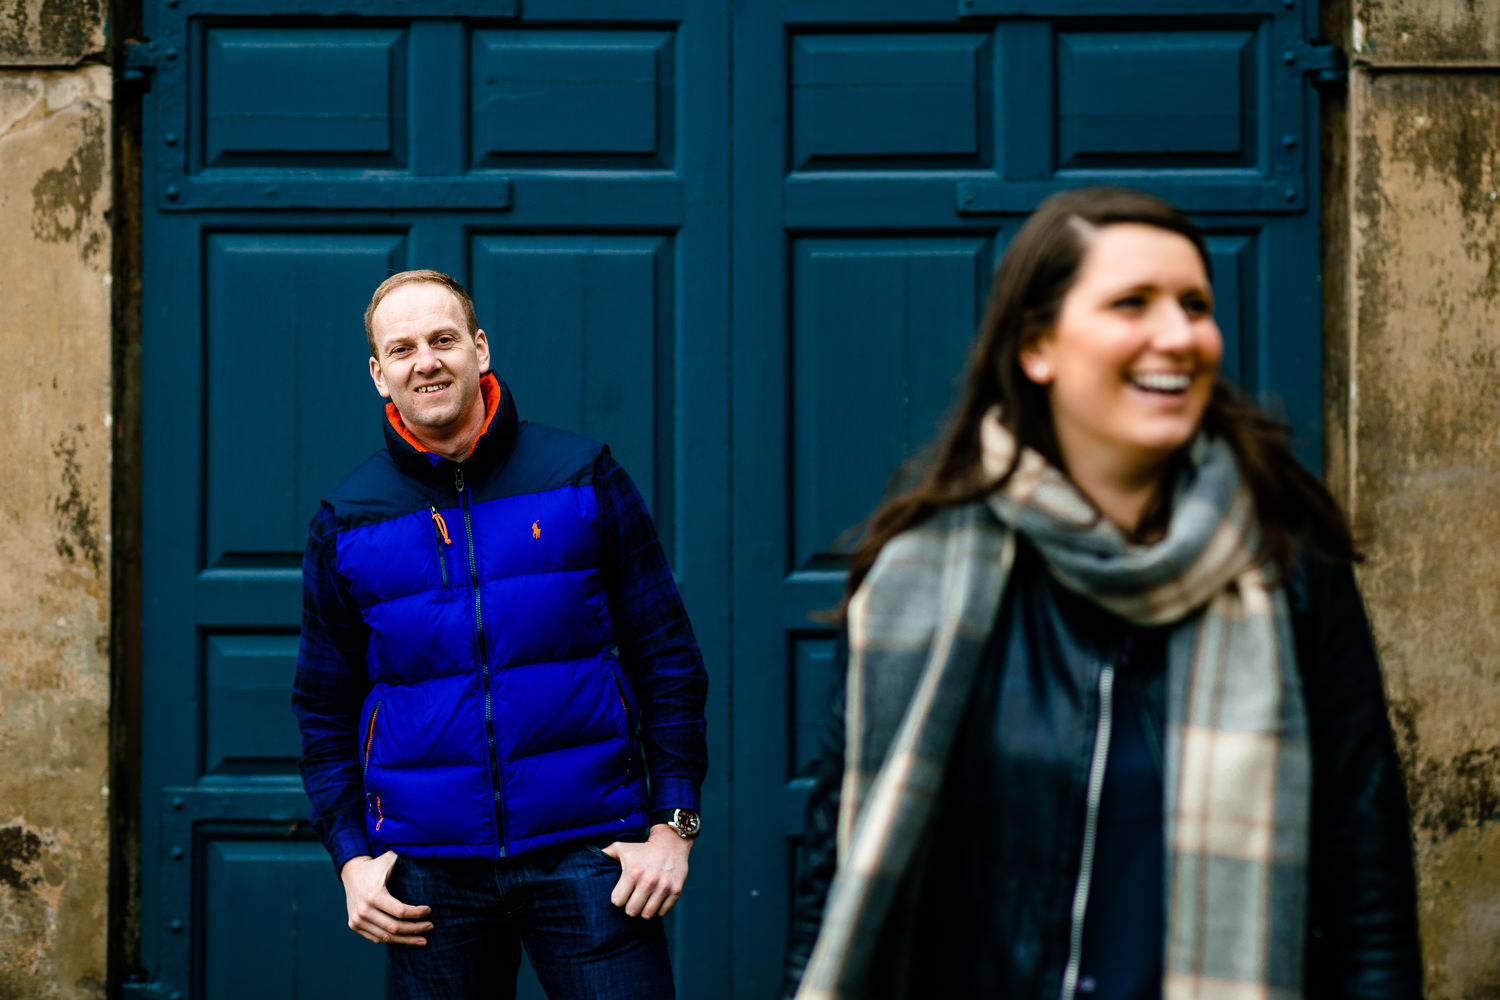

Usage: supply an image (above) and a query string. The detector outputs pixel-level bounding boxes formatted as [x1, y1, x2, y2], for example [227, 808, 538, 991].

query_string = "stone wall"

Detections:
[1346, 1, 1500, 995]
[0, 0, 113, 995]
[4, 0, 1500, 997]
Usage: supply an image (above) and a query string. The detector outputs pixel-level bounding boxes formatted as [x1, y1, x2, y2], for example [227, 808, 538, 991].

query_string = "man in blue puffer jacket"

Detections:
[294, 269, 708, 999]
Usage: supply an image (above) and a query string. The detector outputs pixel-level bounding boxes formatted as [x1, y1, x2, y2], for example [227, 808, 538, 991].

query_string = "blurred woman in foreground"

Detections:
[783, 187, 1421, 1000]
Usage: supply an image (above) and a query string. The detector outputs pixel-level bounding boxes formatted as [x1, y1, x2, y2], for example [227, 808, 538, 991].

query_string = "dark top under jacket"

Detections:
[783, 537, 1422, 999]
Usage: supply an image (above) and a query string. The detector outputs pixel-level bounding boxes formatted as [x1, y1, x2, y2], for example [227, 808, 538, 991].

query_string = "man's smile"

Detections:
[415, 382, 451, 394]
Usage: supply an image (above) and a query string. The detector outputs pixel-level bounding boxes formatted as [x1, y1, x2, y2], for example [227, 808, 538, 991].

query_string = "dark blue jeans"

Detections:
[385, 844, 675, 1000]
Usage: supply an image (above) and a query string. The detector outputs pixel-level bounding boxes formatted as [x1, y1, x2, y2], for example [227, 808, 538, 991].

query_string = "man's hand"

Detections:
[340, 851, 433, 946]
[602, 824, 693, 919]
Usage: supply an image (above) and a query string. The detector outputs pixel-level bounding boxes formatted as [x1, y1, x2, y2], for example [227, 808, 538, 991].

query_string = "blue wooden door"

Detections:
[729, 0, 1333, 995]
[136, 1, 729, 996]
[139, 0, 1331, 995]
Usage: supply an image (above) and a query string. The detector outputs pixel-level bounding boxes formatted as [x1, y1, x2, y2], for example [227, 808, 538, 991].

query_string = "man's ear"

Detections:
[1017, 335, 1056, 386]
[474, 329, 491, 374]
[368, 355, 391, 399]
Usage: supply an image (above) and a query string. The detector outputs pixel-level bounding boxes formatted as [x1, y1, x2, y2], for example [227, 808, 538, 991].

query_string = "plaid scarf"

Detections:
[798, 409, 1310, 1000]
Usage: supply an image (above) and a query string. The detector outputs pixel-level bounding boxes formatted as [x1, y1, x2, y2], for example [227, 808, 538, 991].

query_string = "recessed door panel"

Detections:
[471, 29, 675, 167]
[200, 838, 385, 999]
[469, 234, 672, 527]
[203, 232, 403, 566]
[203, 634, 301, 776]
[790, 237, 988, 569]
[790, 33, 991, 169]
[202, 27, 409, 166]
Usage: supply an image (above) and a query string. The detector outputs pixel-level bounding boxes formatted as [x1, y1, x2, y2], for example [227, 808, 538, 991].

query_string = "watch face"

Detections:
[675, 810, 701, 837]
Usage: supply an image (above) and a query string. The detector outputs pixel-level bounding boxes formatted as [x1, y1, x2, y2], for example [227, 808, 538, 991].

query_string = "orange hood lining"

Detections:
[384, 371, 502, 461]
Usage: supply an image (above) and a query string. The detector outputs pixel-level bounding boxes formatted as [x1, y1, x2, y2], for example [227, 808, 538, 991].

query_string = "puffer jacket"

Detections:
[296, 373, 655, 866]
[783, 538, 1422, 998]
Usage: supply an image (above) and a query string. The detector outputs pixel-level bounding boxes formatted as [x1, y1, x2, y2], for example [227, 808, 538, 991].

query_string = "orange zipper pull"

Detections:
[431, 507, 452, 545]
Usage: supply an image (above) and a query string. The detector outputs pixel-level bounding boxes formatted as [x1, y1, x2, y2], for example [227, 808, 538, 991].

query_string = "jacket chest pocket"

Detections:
[429, 506, 453, 591]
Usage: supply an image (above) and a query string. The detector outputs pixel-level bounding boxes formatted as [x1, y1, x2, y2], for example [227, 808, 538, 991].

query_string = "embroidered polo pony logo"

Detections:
[532, 521, 541, 539]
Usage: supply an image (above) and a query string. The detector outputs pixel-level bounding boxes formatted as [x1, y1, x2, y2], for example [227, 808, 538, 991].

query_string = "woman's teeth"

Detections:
[1129, 372, 1191, 393]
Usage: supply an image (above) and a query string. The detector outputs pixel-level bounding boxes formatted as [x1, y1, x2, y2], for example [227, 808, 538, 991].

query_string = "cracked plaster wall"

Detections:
[0, 0, 105, 66]
[0, 62, 112, 1000]
[1349, 2, 1500, 997]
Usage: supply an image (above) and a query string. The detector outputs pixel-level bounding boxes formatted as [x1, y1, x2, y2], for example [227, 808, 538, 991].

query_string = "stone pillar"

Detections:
[0, 1, 112, 997]
[1346, 2, 1500, 995]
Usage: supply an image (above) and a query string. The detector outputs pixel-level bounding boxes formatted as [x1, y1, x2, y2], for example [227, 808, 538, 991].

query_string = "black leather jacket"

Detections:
[783, 540, 1422, 998]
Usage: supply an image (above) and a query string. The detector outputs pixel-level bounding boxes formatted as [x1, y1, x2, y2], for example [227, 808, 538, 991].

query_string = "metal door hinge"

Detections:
[1291, 41, 1348, 90]
[121, 39, 161, 93]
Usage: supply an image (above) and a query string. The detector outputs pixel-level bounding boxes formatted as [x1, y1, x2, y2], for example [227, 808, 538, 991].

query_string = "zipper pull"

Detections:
[430, 506, 452, 545]
[455, 467, 465, 495]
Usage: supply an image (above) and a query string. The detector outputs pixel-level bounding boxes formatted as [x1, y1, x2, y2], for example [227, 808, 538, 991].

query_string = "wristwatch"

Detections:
[651, 808, 702, 840]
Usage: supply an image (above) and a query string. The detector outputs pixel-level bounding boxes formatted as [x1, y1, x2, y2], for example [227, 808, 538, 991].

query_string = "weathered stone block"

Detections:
[0, 64, 111, 1000]
[1354, 0, 1500, 64]
[1349, 69, 1500, 999]
[0, 0, 107, 65]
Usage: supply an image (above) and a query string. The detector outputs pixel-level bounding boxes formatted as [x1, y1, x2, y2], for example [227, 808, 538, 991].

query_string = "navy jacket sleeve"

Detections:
[593, 452, 709, 815]
[293, 502, 374, 874]
[1295, 553, 1424, 998]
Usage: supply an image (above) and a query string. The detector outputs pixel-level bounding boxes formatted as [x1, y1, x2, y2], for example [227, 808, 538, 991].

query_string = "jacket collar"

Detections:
[382, 371, 518, 479]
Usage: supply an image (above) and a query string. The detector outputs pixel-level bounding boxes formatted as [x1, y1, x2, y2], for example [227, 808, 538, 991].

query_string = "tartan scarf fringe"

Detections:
[798, 411, 1310, 1000]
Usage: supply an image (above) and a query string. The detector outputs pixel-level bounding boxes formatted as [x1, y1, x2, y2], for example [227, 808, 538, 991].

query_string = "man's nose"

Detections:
[412, 342, 441, 371]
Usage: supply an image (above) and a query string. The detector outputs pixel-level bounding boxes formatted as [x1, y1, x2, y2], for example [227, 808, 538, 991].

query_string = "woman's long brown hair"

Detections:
[840, 187, 1358, 620]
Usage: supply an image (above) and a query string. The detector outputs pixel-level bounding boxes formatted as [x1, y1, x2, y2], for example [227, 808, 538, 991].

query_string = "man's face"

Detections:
[367, 282, 491, 449]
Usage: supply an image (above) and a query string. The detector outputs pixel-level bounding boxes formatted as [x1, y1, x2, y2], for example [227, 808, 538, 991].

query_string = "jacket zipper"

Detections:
[1060, 663, 1116, 1000]
[457, 467, 506, 855]
[429, 506, 451, 590]
[363, 701, 384, 831]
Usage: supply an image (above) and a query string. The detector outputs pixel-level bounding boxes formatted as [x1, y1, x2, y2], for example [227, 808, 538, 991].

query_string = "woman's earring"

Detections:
[1031, 363, 1050, 381]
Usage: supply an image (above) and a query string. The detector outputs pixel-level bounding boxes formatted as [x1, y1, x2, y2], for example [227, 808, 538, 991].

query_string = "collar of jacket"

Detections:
[381, 371, 518, 480]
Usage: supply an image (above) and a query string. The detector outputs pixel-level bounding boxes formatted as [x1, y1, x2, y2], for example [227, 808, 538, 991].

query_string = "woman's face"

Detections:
[1019, 222, 1222, 485]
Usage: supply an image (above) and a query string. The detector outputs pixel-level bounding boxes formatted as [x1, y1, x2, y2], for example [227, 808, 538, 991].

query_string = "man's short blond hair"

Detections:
[364, 270, 479, 358]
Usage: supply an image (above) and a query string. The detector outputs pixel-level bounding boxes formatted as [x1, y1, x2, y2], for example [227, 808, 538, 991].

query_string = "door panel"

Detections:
[470, 29, 675, 165]
[203, 233, 405, 563]
[790, 238, 989, 567]
[732, 1, 1328, 996]
[140, 2, 729, 997]
[471, 234, 674, 525]
[790, 33, 992, 169]
[202, 26, 410, 166]
[199, 839, 385, 998]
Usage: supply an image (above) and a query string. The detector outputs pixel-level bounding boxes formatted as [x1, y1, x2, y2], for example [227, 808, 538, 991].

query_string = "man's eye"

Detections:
[1112, 296, 1145, 311]
[1182, 297, 1213, 317]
